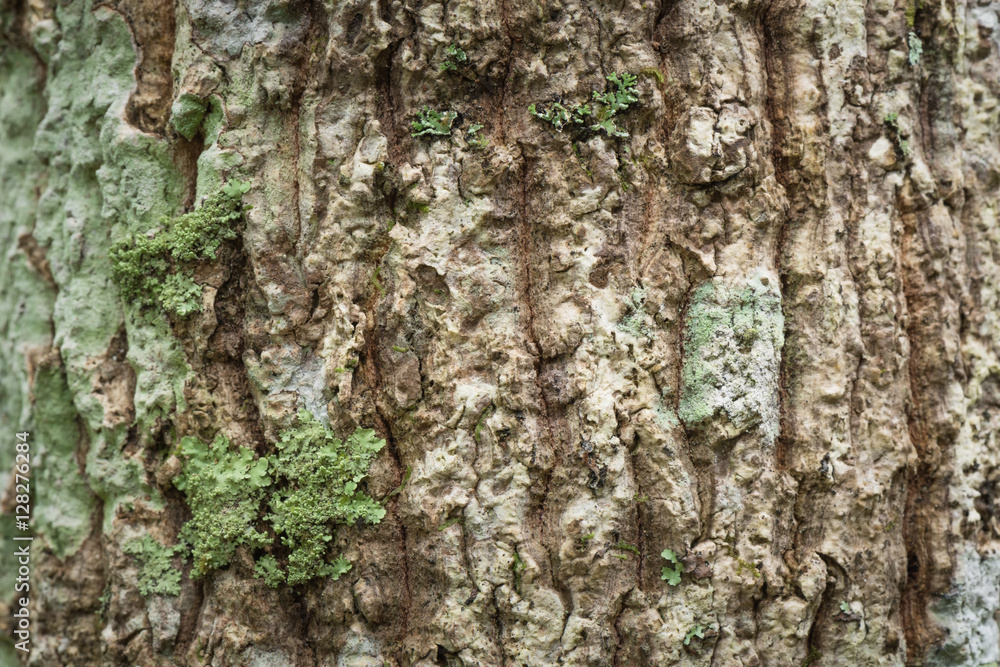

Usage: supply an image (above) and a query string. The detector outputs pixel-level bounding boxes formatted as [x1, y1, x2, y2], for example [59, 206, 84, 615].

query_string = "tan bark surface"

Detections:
[1, 0, 1000, 664]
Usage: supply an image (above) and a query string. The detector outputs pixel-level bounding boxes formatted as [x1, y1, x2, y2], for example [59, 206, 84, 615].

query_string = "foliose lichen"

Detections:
[174, 433, 272, 578]
[262, 410, 387, 586]
[530, 72, 639, 138]
[122, 534, 183, 596]
[411, 107, 457, 138]
[439, 43, 467, 72]
[109, 180, 250, 318]
[173, 411, 386, 587]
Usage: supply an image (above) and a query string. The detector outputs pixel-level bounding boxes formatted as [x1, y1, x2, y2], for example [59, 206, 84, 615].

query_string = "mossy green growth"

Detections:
[109, 180, 250, 318]
[263, 411, 387, 586]
[122, 535, 183, 596]
[678, 275, 784, 445]
[174, 412, 386, 587]
[174, 434, 272, 578]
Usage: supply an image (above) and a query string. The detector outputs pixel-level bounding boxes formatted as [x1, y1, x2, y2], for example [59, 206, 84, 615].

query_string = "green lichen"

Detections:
[170, 93, 208, 140]
[661, 548, 683, 585]
[25, 0, 190, 532]
[174, 434, 272, 578]
[529, 101, 592, 131]
[174, 412, 386, 587]
[109, 181, 250, 318]
[683, 624, 707, 646]
[530, 72, 639, 137]
[253, 554, 285, 588]
[263, 411, 386, 586]
[32, 365, 97, 557]
[907, 31, 923, 66]
[411, 107, 457, 138]
[589, 72, 639, 137]
[678, 275, 784, 444]
[439, 43, 468, 72]
[618, 287, 650, 337]
[884, 113, 912, 158]
[122, 535, 183, 596]
[466, 123, 488, 150]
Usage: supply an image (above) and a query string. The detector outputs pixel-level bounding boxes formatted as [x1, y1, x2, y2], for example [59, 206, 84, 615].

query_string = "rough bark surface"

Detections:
[1, 0, 999, 665]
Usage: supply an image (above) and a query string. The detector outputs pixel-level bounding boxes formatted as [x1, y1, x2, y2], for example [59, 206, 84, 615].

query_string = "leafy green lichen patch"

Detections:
[661, 548, 684, 585]
[411, 107, 457, 138]
[530, 72, 639, 138]
[263, 411, 386, 585]
[678, 274, 784, 445]
[174, 411, 386, 587]
[439, 43, 468, 72]
[175, 433, 272, 577]
[122, 535, 183, 596]
[109, 180, 250, 318]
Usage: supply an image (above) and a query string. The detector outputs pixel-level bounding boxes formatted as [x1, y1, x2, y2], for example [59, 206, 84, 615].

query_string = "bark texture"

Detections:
[1, 0, 1000, 664]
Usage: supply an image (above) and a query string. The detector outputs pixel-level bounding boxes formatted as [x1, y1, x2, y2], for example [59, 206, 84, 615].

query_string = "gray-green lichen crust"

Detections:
[925, 547, 1000, 667]
[678, 273, 784, 445]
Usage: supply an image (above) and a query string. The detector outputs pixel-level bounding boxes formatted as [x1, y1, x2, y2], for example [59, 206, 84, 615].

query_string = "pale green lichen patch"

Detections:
[0, 49, 51, 530]
[109, 181, 250, 318]
[678, 274, 784, 445]
[174, 434, 272, 578]
[411, 107, 457, 137]
[122, 534, 183, 596]
[530, 72, 639, 137]
[263, 411, 386, 586]
[21, 0, 188, 535]
[174, 412, 386, 587]
[32, 365, 97, 558]
[170, 93, 208, 140]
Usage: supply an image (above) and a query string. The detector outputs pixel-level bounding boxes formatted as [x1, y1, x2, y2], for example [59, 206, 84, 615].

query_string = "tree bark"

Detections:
[1, 0, 999, 664]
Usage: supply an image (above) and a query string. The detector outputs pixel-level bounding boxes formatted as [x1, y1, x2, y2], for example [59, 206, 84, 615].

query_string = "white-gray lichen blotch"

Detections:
[678, 273, 784, 447]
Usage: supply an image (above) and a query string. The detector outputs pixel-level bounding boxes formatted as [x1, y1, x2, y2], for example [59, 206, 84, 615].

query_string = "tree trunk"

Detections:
[2, 0, 1000, 664]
